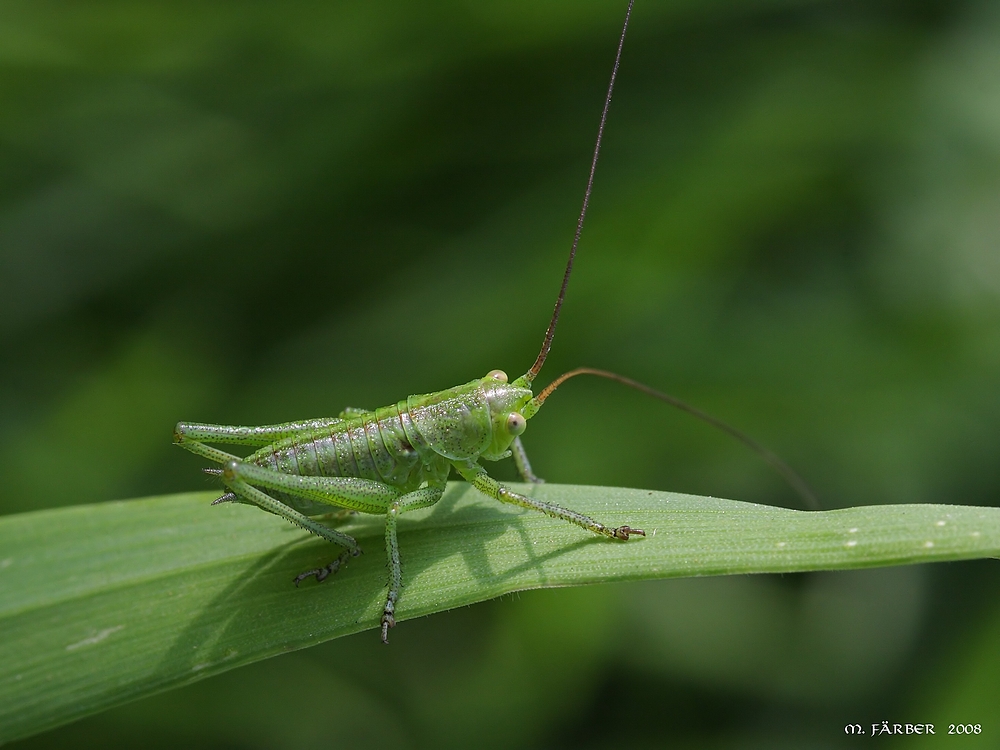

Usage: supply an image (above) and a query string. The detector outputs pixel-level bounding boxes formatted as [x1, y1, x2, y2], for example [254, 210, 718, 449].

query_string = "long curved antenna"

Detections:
[523, 0, 635, 385]
[533, 367, 822, 510]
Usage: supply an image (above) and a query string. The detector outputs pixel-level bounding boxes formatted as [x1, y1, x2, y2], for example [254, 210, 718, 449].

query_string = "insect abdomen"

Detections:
[249, 402, 431, 491]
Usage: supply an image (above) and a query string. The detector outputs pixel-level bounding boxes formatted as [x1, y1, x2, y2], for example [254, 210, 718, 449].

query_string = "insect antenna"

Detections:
[520, 0, 635, 387]
[531, 367, 821, 510]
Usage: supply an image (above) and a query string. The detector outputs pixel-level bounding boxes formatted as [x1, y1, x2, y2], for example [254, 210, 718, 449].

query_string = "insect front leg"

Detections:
[456, 462, 645, 541]
[511, 436, 544, 484]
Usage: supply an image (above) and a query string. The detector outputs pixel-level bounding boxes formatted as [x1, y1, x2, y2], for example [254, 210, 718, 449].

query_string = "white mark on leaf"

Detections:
[935, 520, 946, 527]
[0, 558, 12, 569]
[776, 542, 786, 548]
[845, 540, 858, 548]
[923, 541, 934, 548]
[192, 650, 239, 672]
[66, 625, 124, 651]
[848, 528, 858, 534]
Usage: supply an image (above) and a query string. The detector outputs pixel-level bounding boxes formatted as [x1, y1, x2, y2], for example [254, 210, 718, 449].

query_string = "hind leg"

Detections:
[174, 419, 345, 448]
[220, 460, 403, 587]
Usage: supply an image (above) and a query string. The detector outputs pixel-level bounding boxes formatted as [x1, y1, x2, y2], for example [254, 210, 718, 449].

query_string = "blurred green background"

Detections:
[3, 0, 999, 746]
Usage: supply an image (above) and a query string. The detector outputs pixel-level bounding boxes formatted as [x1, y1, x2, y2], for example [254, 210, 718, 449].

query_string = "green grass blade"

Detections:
[2, 483, 998, 741]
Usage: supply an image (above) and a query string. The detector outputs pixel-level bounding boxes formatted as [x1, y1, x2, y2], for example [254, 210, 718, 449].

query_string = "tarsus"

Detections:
[525, 0, 634, 384]
[534, 367, 822, 510]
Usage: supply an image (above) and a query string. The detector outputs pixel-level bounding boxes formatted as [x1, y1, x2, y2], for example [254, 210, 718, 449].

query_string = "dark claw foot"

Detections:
[380, 612, 395, 644]
[293, 547, 359, 587]
[293, 567, 328, 587]
[612, 525, 645, 540]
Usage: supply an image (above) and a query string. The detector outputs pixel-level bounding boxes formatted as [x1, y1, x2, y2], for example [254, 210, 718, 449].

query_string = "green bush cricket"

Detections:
[175, 0, 814, 643]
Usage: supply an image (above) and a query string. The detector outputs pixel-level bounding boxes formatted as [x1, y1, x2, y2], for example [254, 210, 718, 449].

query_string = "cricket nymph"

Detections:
[174, 367, 645, 644]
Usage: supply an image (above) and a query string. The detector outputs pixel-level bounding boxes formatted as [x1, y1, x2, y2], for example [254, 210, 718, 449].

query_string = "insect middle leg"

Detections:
[381, 484, 445, 643]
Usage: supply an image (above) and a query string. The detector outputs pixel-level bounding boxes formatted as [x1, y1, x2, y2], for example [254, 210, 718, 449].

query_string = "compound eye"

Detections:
[487, 369, 508, 383]
[506, 412, 526, 436]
